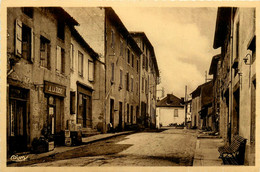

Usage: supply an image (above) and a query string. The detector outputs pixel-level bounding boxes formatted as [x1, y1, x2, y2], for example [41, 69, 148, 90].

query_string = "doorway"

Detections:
[233, 88, 240, 136]
[110, 99, 114, 128]
[119, 102, 123, 131]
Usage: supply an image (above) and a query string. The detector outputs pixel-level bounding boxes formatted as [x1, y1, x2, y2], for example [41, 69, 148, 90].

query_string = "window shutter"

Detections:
[15, 19, 22, 57]
[47, 44, 51, 69]
[56, 46, 61, 71]
[31, 28, 34, 62]
[88, 61, 94, 82]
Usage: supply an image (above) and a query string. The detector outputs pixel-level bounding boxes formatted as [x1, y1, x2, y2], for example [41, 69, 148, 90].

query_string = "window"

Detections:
[127, 104, 129, 123]
[57, 21, 65, 40]
[40, 36, 50, 69]
[136, 82, 138, 95]
[88, 60, 94, 82]
[78, 51, 83, 76]
[142, 77, 144, 92]
[146, 56, 148, 71]
[143, 55, 145, 68]
[136, 59, 139, 73]
[145, 79, 148, 94]
[22, 7, 33, 18]
[56, 46, 65, 73]
[70, 91, 76, 114]
[174, 109, 178, 117]
[132, 53, 134, 68]
[127, 49, 130, 64]
[111, 29, 115, 48]
[131, 77, 133, 92]
[111, 63, 115, 82]
[21, 23, 33, 61]
[120, 39, 123, 56]
[119, 69, 123, 88]
[126, 72, 129, 91]
[70, 44, 74, 70]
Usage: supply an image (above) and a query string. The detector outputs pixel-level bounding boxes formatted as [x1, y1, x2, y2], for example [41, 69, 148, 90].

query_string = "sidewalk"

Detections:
[7, 131, 134, 165]
[193, 136, 224, 166]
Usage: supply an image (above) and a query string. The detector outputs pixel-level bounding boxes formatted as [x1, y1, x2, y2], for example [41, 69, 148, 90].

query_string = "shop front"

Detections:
[44, 81, 66, 146]
[77, 81, 93, 129]
[8, 86, 29, 155]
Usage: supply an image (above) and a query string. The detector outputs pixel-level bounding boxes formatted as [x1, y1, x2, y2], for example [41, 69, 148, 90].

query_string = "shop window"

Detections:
[57, 21, 65, 40]
[174, 109, 178, 117]
[40, 36, 51, 69]
[70, 91, 76, 114]
[56, 46, 65, 74]
[22, 7, 33, 18]
[88, 60, 94, 82]
[15, 20, 34, 62]
[70, 44, 74, 71]
[78, 51, 83, 76]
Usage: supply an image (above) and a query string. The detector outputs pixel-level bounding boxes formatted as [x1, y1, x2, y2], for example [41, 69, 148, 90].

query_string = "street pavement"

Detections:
[22, 128, 197, 166]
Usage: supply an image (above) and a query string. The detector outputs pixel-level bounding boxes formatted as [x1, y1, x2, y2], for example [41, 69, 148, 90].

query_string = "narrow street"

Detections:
[13, 128, 197, 166]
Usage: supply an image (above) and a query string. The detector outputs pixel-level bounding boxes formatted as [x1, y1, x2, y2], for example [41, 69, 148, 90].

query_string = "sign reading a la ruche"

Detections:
[44, 81, 66, 97]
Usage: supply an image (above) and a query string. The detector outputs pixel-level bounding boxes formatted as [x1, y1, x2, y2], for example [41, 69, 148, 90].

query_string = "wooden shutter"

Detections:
[56, 46, 61, 71]
[88, 61, 94, 82]
[47, 44, 51, 69]
[31, 27, 34, 62]
[15, 19, 22, 57]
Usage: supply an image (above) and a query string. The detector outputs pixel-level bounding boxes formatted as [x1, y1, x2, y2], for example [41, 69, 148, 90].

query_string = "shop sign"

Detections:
[44, 81, 66, 97]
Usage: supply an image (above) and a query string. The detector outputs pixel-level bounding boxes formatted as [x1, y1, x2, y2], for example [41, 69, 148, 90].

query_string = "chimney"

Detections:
[167, 94, 171, 104]
[181, 97, 184, 104]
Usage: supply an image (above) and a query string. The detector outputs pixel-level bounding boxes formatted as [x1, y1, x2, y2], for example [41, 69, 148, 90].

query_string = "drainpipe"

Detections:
[229, 8, 234, 143]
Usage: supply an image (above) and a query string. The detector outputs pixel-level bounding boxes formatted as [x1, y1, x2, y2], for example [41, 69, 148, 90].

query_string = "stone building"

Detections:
[69, 28, 99, 134]
[213, 7, 256, 165]
[190, 81, 213, 129]
[7, 7, 78, 155]
[65, 7, 142, 132]
[130, 32, 160, 129]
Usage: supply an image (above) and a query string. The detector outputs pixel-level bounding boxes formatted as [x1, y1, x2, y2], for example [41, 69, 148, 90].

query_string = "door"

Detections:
[131, 106, 133, 124]
[110, 99, 114, 127]
[9, 99, 27, 153]
[85, 95, 92, 128]
[119, 102, 123, 131]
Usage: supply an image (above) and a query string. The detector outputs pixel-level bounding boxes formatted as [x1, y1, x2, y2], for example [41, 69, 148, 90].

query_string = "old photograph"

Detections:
[4, 5, 256, 168]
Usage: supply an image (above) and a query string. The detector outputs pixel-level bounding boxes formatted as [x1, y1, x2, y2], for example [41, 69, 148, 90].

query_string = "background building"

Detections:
[156, 94, 184, 127]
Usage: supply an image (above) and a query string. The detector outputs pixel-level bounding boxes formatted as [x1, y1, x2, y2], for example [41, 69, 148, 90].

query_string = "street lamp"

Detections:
[243, 53, 252, 65]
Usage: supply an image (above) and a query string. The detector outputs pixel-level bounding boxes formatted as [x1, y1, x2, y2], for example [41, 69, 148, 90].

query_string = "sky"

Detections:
[113, 7, 220, 98]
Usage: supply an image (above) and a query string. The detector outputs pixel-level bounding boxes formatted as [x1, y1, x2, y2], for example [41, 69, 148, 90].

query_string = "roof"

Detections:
[157, 94, 184, 108]
[71, 27, 99, 60]
[47, 7, 79, 26]
[105, 8, 142, 56]
[209, 54, 221, 75]
[130, 32, 160, 77]
[190, 81, 212, 98]
[213, 7, 231, 49]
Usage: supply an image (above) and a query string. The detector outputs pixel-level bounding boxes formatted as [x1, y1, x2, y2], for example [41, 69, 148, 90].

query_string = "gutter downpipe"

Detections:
[229, 7, 234, 144]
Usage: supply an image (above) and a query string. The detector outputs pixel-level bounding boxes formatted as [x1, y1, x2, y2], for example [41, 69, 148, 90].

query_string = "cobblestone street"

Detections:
[20, 128, 197, 166]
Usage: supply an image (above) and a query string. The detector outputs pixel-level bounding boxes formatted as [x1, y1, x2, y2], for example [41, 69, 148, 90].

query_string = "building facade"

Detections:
[130, 32, 160, 129]
[213, 7, 256, 165]
[7, 7, 78, 155]
[65, 7, 142, 133]
[70, 28, 99, 134]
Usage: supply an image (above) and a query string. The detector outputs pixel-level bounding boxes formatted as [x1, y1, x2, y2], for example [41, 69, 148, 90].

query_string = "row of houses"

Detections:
[6, 7, 160, 155]
[190, 7, 256, 165]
